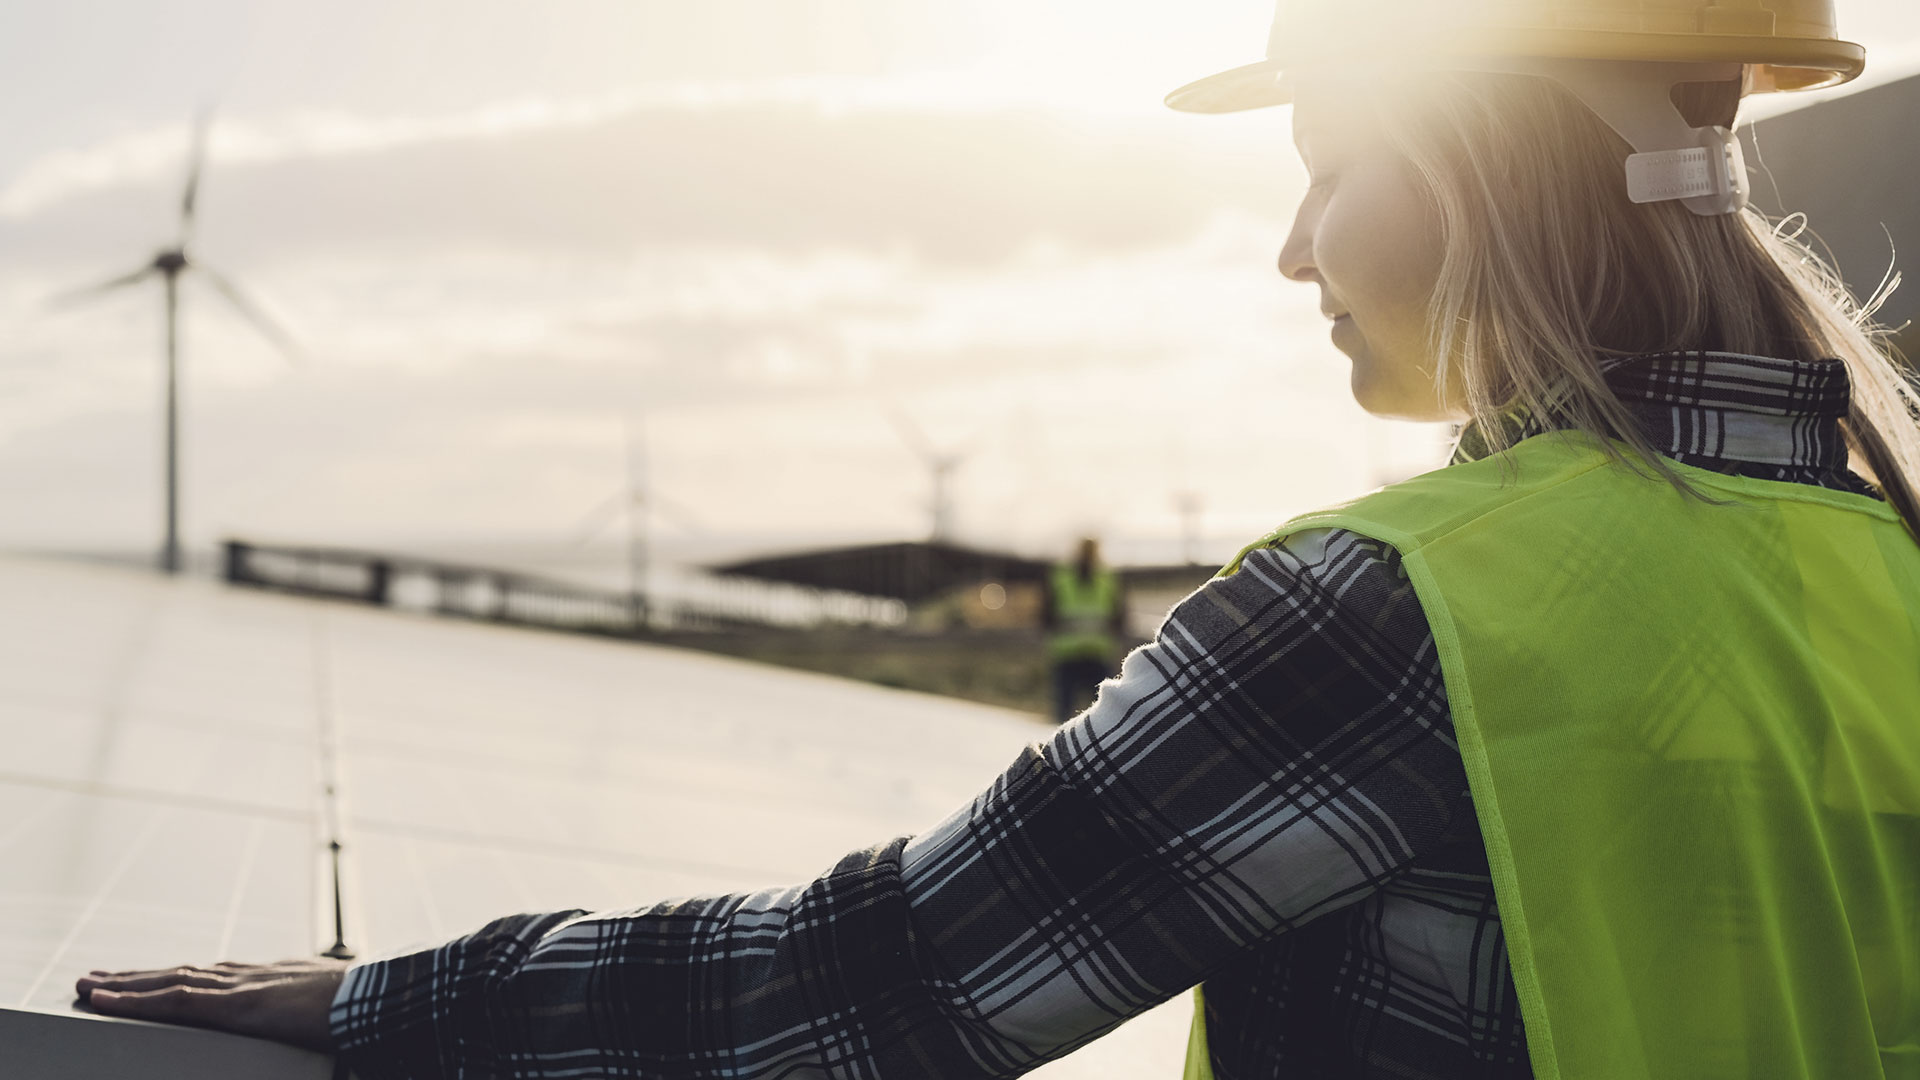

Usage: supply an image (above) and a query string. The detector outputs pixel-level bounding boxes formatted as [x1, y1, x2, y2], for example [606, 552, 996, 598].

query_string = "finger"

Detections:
[96, 957, 343, 975]
[81, 970, 238, 994]
[79, 958, 326, 998]
[205, 962, 318, 980]
[207, 959, 333, 974]
[84, 964, 232, 981]
[249, 959, 341, 972]
[77, 968, 196, 996]
[89, 984, 252, 1027]
[77, 966, 238, 993]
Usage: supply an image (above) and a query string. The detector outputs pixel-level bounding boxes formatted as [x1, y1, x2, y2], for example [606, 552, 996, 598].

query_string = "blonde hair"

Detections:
[1378, 72, 1920, 537]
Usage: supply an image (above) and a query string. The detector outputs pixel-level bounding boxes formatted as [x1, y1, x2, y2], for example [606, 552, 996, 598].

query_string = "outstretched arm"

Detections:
[82, 529, 1465, 1079]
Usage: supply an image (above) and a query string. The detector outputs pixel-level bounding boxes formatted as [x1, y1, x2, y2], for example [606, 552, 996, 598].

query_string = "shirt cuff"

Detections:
[328, 911, 586, 1080]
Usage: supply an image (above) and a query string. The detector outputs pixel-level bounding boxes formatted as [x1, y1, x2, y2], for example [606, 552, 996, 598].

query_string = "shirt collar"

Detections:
[1453, 351, 1852, 470]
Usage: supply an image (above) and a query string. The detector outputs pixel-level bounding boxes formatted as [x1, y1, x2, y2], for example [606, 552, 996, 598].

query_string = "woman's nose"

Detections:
[1276, 218, 1318, 284]
[1277, 249, 1315, 283]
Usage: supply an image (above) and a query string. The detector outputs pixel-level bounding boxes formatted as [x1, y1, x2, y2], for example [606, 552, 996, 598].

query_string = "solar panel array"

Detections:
[0, 555, 1189, 1077]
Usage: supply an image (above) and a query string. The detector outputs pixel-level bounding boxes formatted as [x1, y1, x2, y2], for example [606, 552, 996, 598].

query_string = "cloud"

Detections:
[0, 94, 1439, 559]
[0, 97, 1296, 274]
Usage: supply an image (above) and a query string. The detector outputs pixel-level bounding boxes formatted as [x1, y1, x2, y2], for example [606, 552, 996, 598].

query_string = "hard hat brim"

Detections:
[1164, 30, 1866, 114]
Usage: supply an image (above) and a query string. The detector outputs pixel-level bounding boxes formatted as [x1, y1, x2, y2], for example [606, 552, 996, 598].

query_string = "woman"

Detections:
[77, 1, 1920, 1076]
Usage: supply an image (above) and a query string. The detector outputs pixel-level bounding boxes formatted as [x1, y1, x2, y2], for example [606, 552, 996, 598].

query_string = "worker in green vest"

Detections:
[1164, 2, 1920, 1077]
[1043, 536, 1126, 723]
[76, 1, 1920, 1077]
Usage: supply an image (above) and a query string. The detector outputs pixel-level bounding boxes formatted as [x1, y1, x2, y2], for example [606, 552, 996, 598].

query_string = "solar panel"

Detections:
[0, 555, 1189, 1078]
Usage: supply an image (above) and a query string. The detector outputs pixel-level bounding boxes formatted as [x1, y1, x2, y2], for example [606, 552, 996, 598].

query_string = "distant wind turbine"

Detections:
[569, 416, 706, 630]
[1172, 490, 1204, 565]
[52, 111, 302, 575]
[888, 406, 985, 545]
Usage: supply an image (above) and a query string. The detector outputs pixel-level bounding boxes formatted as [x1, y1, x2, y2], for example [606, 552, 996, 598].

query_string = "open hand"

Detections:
[75, 958, 348, 1053]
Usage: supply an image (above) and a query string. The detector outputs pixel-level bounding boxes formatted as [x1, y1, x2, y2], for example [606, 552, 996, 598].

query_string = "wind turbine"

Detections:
[1172, 490, 1204, 565]
[570, 416, 705, 630]
[1167, 437, 1204, 565]
[53, 111, 301, 575]
[888, 407, 979, 545]
[569, 419, 654, 628]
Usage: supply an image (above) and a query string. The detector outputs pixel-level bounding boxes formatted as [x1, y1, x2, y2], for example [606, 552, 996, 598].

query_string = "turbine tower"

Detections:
[54, 112, 301, 574]
[571, 419, 655, 629]
[1172, 490, 1204, 565]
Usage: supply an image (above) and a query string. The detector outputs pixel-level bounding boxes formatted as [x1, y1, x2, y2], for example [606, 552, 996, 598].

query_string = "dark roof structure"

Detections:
[1746, 74, 1919, 337]
[1123, 563, 1223, 594]
[713, 541, 1052, 604]
[713, 541, 1224, 605]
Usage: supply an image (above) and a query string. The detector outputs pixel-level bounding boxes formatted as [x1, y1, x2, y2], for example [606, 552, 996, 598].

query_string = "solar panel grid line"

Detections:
[92, 591, 167, 738]
[0, 769, 309, 823]
[486, 842, 541, 913]
[213, 818, 268, 961]
[402, 836, 448, 942]
[337, 781, 899, 881]
[18, 812, 169, 1007]
[497, 771, 577, 855]
[0, 785, 74, 855]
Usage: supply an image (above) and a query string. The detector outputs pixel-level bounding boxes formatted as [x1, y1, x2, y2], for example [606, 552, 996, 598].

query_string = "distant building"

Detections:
[712, 541, 1219, 636]
[714, 541, 1050, 606]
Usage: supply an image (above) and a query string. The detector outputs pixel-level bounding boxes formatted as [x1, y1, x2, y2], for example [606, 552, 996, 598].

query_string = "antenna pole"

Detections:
[161, 268, 182, 575]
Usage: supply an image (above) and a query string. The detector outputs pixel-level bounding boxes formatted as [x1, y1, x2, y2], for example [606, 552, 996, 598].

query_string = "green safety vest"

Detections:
[1049, 563, 1120, 662]
[1185, 430, 1920, 1079]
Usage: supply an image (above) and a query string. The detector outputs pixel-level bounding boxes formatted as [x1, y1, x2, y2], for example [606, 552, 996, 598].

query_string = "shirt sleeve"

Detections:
[329, 528, 1466, 1079]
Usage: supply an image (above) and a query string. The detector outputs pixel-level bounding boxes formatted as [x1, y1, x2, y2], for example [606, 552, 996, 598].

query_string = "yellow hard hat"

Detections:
[1167, 0, 1866, 114]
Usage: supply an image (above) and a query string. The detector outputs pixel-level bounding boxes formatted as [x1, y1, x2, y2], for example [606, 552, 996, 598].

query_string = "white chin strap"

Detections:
[1452, 58, 1751, 217]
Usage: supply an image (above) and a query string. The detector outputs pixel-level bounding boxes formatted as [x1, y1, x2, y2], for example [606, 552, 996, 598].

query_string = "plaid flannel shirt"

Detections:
[333, 351, 1876, 1079]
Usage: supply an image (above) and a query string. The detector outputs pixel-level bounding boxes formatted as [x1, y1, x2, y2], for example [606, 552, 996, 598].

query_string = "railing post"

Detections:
[367, 559, 392, 607]
[223, 540, 251, 585]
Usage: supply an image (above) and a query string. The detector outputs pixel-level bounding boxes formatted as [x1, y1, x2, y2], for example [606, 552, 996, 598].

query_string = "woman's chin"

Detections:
[1347, 362, 1395, 417]
[1350, 369, 1440, 422]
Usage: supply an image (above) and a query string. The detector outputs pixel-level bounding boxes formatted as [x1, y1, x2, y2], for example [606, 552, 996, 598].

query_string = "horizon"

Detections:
[4, 1, 1915, 566]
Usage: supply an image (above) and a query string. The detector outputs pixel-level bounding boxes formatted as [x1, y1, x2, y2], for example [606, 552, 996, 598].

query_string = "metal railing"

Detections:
[222, 539, 905, 635]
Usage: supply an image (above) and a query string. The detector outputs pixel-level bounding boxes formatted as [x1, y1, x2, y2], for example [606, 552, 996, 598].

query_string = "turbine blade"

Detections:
[179, 110, 213, 247]
[950, 429, 990, 468]
[44, 265, 157, 309]
[568, 492, 627, 547]
[886, 404, 937, 463]
[965, 411, 1015, 463]
[197, 266, 304, 364]
[647, 491, 707, 534]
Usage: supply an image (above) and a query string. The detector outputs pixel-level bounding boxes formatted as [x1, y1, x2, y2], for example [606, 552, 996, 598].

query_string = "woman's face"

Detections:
[1279, 86, 1459, 421]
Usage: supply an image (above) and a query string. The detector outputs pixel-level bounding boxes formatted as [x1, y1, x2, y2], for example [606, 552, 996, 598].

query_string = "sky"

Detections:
[3, 1, 1917, 568]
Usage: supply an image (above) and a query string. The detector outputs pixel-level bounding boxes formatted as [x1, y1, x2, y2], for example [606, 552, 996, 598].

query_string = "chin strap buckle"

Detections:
[1625, 125, 1749, 215]
[1442, 58, 1754, 217]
